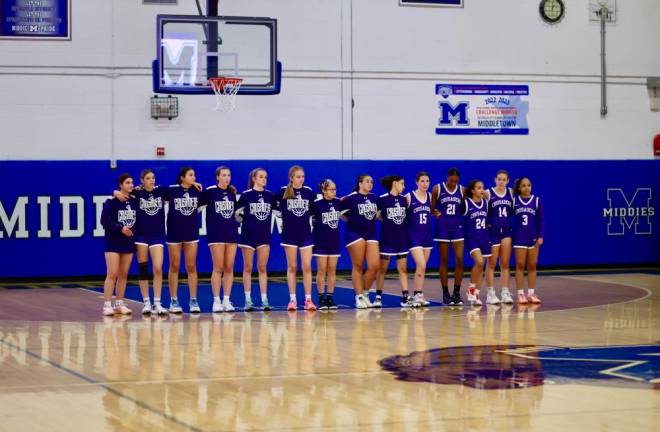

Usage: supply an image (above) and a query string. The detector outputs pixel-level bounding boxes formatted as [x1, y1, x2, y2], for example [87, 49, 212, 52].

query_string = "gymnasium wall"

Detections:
[0, 0, 659, 160]
[0, 160, 657, 278]
[0, 1, 658, 277]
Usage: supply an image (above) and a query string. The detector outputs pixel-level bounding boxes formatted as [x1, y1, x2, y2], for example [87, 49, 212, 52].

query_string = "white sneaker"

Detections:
[355, 295, 369, 309]
[153, 303, 168, 315]
[400, 296, 414, 308]
[486, 289, 501, 305]
[142, 301, 152, 315]
[114, 302, 132, 315]
[371, 296, 383, 308]
[362, 294, 373, 308]
[222, 300, 235, 312]
[169, 299, 183, 314]
[413, 293, 430, 307]
[500, 288, 514, 304]
[467, 289, 482, 306]
[103, 304, 115, 316]
[212, 300, 223, 313]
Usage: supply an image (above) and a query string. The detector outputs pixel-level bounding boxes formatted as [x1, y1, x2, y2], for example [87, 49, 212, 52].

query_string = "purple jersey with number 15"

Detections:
[406, 191, 433, 249]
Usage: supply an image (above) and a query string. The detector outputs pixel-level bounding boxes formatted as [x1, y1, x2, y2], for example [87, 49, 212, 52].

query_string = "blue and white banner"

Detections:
[436, 84, 529, 135]
[1, 0, 70, 39]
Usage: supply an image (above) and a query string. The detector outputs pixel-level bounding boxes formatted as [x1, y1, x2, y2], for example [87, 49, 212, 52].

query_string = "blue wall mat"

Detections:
[0, 160, 658, 278]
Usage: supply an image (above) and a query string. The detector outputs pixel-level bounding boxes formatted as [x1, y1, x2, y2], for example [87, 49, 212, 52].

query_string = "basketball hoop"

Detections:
[209, 77, 243, 112]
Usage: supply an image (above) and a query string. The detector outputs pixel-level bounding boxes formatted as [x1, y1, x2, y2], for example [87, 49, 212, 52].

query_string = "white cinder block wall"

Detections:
[0, 0, 658, 160]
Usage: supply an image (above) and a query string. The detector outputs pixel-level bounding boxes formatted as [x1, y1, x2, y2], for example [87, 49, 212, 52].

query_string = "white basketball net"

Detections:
[209, 77, 243, 112]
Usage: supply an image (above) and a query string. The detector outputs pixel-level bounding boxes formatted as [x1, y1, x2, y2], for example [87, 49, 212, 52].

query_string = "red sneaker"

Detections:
[527, 293, 541, 304]
[517, 292, 528, 304]
[287, 301, 297, 311]
[304, 298, 317, 311]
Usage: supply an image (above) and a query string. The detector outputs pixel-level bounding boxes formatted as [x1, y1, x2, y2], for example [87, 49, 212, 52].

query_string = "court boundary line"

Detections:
[0, 335, 205, 432]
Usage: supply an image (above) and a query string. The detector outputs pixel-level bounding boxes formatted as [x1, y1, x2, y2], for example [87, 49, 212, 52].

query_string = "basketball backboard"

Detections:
[152, 14, 280, 95]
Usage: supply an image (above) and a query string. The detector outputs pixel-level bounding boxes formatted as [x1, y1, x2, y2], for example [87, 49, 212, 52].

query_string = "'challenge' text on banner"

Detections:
[436, 84, 529, 135]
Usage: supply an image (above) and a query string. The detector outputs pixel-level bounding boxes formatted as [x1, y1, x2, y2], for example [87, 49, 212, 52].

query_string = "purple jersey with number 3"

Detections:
[513, 195, 545, 246]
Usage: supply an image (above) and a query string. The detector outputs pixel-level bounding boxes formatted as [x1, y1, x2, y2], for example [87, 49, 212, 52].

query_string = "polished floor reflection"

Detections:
[0, 273, 658, 431]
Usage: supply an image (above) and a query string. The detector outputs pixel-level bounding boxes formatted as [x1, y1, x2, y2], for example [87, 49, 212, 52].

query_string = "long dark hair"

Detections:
[465, 179, 483, 199]
[513, 177, 531, 196]
[176, 166, 194, 185]
[117, 173, 132, 187]
[353, 174, 371, 192]
[380, 175, 403, 192]
[215, 166, 237, 194]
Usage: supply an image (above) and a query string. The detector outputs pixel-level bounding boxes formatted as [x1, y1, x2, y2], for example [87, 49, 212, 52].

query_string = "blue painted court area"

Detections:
[94, 282, 443, 312]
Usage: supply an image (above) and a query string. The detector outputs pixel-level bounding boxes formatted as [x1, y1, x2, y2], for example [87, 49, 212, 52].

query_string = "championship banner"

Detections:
[1, 0, 70, 39]
[436, 83, 529, 135]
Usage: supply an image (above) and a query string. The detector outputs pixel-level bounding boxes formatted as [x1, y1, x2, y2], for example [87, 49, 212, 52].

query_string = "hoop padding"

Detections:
[209, 77, 243, 112]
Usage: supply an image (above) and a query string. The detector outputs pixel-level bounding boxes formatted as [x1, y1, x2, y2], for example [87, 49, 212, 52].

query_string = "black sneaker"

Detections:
[326, 295, 338, 310]
[452, 291, 463, 306]
[319, 294, 329, 311]
[443, 292, 453, 306]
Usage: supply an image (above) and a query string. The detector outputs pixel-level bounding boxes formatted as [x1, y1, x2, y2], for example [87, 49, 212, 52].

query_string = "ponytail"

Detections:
[284, 165, 304, 200]
[380, 175, 403, 192]
[354, 174, 370, 192]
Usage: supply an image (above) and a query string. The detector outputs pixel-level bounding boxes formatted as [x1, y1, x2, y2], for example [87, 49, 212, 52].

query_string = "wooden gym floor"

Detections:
[0, 272, 658, 431]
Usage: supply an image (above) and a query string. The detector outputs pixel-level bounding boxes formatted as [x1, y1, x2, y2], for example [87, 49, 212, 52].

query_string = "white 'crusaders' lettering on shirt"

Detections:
[386, 202, 407, 225]
[250, 200, 271, 221]
[287, 195, 310, 217]
[321, 207, 339, 229]
[214, 199, 234, 219]
[174, 193, 198, 216]
[358, 201, 378, 220]
[140, 197, 162, 216]
[118, 207, 136, 228]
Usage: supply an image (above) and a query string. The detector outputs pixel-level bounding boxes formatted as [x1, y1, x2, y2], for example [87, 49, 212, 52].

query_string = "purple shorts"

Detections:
[434, 223, 464, 243]
[489, 226, 512, 246]
[466, 235, 492, 258]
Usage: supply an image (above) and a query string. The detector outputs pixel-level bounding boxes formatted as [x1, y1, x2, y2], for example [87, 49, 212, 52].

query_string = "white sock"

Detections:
[115, 300, 124, 306]
[290, 294, 297, 302]
[154, 297, 161, 304]
[214, 296, 221, 303]
[261, 294, 268, 303]
[171, 296, 178, 301]
[244, 292, 252, 302]
[528, 289, 535, 295]
[104, 301, 112, 308]
[517, 289, 524, 295]
[305, 294, 311, 301]
[143, 298, 150, 304]
[223, 296, 231, 303]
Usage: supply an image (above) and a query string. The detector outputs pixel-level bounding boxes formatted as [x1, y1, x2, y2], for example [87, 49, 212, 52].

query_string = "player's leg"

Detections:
[499, 237, 513, 303]
[376, 255, 390, 308]
[103, 252, 120, 315]
[363, 242, 380, 304]
[326, 256, 339, 309]
[241, 246, 256, 310]
[210, 244, 225, 312]
[114, 252, 134, 315]
[300, 246, 315, 310]
[284, 245, 299, 310]
[136, 244, 151, 313]
[514, 247, 529, 304]
[256, 245, 271, 309]
[167, 243, 183, 313]
[221, 243, 238, 312]
[183, 241, 199, 313]
[410, 248, 429, 306]
[316, 255, 328, 309]
[452, 240, 465, 305]
[468, 249, 484, 306]
[150, 245, 166, 314]
[526, 245, 541, 304]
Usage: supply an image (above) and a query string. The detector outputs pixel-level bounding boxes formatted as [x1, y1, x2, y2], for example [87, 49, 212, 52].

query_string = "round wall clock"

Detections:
[539, 0, 565, 24]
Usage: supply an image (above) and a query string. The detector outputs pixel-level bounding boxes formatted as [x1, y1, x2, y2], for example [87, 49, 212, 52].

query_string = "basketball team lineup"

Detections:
[101, 165, 544, 316]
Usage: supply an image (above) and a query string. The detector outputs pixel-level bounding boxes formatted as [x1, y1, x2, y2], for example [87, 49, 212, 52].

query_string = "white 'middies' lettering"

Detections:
[0, 197, 29, 239]
[386, 203, 407, 225]
[604, 188, 654, 235]
[60, 196, 84, 238]
[358, 202, 377, 220]
[173, 194, 198, 216]
[140, 197, 162, 216]
[93, 195, 110, 237]
[287, 196, 309, 217]
[37, 196, 51, 238]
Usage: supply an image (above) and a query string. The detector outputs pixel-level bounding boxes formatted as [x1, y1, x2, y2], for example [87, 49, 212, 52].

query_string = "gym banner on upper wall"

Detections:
[436, 84, 529, 135]
[1, 0, 70, 40]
